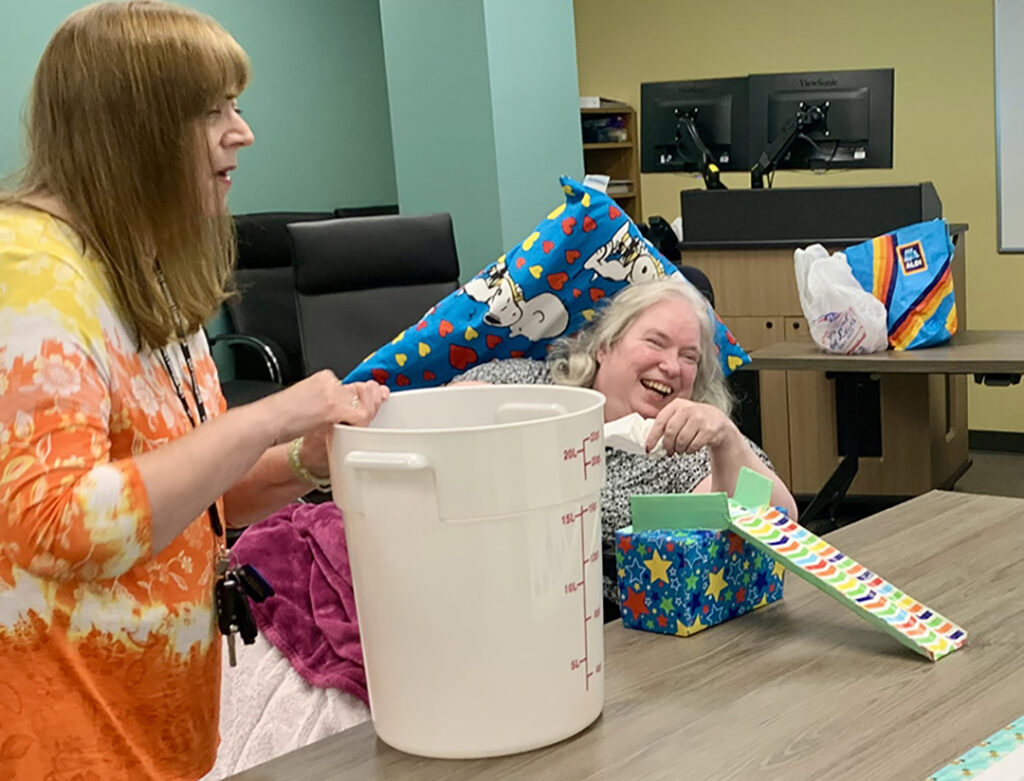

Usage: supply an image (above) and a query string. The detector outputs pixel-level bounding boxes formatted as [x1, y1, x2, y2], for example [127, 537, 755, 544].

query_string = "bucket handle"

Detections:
[494, 402, 568, 424]
[343, 451, 431, 471]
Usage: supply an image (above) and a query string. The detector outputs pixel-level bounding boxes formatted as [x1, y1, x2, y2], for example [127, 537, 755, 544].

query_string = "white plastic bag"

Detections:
[793, 244, 888, 354]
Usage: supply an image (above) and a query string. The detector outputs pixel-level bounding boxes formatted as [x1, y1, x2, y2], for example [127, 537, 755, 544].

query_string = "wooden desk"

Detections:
[749, 329, 1024, 375]
[228, 491, 1024, 781]
[749, 331, 1024, 521]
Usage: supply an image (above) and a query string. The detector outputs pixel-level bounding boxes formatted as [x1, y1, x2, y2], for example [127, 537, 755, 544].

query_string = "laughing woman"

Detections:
[0, 3, 386, 779]
[453, 277, 798, 613]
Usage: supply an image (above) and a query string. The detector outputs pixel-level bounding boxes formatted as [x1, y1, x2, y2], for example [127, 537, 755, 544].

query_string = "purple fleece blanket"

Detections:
[230, 501, 367, 704]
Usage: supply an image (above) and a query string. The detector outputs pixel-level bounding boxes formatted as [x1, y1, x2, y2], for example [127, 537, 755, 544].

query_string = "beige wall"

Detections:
[574, 0, 1024, 433]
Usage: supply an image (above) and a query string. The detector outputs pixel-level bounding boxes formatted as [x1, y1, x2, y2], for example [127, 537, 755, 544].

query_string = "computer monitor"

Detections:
[640, 77, 749, 174]
[747, 68, 894, 179]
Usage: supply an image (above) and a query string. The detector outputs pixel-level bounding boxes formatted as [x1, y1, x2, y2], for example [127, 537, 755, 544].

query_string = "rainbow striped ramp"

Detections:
[629, 468, 967, 661]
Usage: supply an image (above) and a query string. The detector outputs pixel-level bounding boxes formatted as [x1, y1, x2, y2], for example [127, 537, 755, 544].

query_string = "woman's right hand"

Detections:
[644, 397, 740, 456]
[255, 370, 390, 447]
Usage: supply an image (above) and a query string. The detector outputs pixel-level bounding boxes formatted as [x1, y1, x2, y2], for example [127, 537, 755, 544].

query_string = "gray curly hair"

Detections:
[547, 277, 733, 416]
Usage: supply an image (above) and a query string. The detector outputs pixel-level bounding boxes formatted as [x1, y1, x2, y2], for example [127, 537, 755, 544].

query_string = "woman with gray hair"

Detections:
[454, 277, 797, 615]
[548, 275, 733, 416]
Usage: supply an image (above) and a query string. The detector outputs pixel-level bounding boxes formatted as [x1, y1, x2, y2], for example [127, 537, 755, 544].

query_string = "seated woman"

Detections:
[214, 276, 796, 774]
[453, 276, 797, 615]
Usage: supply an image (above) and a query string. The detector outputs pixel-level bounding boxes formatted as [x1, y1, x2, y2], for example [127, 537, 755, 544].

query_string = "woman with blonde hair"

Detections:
[455, 277, 797, 614]
[0, 3, 386, 778]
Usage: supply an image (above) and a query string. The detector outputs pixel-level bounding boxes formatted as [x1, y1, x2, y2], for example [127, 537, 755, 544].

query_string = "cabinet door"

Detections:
[784, 316, 811, 343]
[783, 317, 935, 496]
[929, 373, 969, 487]
[678, 249, 802, 318]
[782, 317, 837, 494]
[726, 317, 790, 486]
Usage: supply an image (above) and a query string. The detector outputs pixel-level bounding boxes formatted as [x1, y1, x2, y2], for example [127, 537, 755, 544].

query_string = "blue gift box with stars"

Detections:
[614, 526, 785, 636]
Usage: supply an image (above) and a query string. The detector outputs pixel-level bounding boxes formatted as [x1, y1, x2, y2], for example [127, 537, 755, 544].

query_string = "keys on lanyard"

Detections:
[214, 556, 275, 667]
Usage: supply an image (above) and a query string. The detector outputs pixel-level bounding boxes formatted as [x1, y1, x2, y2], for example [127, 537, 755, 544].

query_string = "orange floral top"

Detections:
[0, 206, 227, 780]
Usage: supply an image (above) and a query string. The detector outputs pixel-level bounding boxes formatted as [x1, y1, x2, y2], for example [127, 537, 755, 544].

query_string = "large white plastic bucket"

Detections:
[329, 385, 606, 758]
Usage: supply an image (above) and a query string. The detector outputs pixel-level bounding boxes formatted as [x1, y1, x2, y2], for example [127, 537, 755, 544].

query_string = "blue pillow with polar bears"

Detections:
[344, 176, 749, 390]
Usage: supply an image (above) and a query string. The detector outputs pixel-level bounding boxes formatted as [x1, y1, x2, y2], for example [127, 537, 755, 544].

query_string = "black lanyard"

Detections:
[158, 339, 224, 538]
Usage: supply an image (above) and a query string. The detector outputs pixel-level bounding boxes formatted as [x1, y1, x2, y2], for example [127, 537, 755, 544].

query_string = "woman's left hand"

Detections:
[645, 398, 740, 456]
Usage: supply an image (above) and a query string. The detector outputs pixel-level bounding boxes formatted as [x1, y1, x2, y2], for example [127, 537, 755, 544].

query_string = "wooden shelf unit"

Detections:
[581, 105, 642, 222]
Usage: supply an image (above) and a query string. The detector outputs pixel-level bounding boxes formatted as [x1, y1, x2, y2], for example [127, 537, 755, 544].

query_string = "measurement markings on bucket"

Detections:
[562, 497, 602, 691]
[561, 429, 602, 481]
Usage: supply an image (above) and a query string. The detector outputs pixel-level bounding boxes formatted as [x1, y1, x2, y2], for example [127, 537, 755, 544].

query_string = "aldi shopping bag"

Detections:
[844, 219, 957, 350]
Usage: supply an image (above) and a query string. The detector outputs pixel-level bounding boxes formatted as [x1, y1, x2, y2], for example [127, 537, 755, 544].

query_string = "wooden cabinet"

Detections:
[682, 230, 970, 499]
[581, 106, 642, 222]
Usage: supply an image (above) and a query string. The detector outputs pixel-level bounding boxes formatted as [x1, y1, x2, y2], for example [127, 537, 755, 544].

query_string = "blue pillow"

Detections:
[344, 176, 750, 390]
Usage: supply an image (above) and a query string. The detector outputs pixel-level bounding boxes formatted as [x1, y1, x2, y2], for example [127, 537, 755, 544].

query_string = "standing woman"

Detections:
[0, 3, 386, 778]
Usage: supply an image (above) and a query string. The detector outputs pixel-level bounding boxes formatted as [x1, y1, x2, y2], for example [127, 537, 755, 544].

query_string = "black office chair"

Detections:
[288, 213, 461, 379]
[640, 216, 715, 307]
[334, 204, 399, 219]
[211, 211, 334, 407]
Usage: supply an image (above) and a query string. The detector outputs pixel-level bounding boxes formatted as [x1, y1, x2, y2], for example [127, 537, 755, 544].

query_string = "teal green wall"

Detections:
[484, 0, 584, 249]
[0, 0, 397, 213]
[380, 0, 583, 280]
[379, 0, 505, 279]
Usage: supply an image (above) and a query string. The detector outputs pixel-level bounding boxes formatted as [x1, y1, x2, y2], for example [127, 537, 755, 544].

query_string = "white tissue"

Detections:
[582, 174, 610, 193]
[670, 216, 683, 243]
[603, 413, 666, 458]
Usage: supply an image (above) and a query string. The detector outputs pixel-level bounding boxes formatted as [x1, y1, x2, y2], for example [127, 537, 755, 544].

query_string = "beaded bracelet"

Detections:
[287, 437, 331, 491]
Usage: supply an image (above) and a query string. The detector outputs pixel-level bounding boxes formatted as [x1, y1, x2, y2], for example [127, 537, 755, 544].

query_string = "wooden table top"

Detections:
[748, 330, 1024, 374]
[228, 491, 1024, 781]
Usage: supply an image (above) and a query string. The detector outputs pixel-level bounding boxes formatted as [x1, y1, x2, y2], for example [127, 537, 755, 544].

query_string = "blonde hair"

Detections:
[548, 277, 733, 416]
[9, 0, 251, 349]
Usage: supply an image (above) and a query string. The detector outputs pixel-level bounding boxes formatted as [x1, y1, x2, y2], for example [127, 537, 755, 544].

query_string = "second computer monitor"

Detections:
[748, 68, 894, 172]
[640, 77, 750, 174]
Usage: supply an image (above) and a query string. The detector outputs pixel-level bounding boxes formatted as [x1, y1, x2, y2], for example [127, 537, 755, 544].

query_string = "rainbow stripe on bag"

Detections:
[870, 234, 898, 307]
[888, 260, 955, 350]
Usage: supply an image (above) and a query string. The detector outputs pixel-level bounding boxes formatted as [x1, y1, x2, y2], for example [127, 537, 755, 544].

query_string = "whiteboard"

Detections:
[996, 0, 1024, 252]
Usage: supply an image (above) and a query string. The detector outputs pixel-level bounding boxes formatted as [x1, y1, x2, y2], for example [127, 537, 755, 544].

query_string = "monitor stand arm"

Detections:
[750, 102, 829, 189]
[675, 110, 726, 190]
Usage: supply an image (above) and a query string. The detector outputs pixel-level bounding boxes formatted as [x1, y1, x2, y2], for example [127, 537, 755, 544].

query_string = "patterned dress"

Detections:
[0, 206, 226, 780]
[455, 358, 773, 602]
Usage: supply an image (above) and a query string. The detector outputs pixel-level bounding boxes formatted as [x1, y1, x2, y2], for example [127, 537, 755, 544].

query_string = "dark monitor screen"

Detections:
[748, 68, 894, 172]
[640, 77, 749, 173]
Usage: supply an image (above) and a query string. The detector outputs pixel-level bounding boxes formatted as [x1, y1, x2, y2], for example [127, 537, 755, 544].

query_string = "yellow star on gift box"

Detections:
[706, 568, 728, 601]
[771, 560, 786, 579]
[676, 615, 707, 636]
[644, 550, 672, 584]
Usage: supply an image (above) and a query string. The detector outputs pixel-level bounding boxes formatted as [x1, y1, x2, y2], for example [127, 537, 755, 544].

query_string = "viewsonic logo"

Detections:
[798, 78, 839, 87]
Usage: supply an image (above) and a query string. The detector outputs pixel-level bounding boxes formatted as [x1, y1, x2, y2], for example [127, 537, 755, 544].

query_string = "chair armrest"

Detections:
[208, 332, 284, 385]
